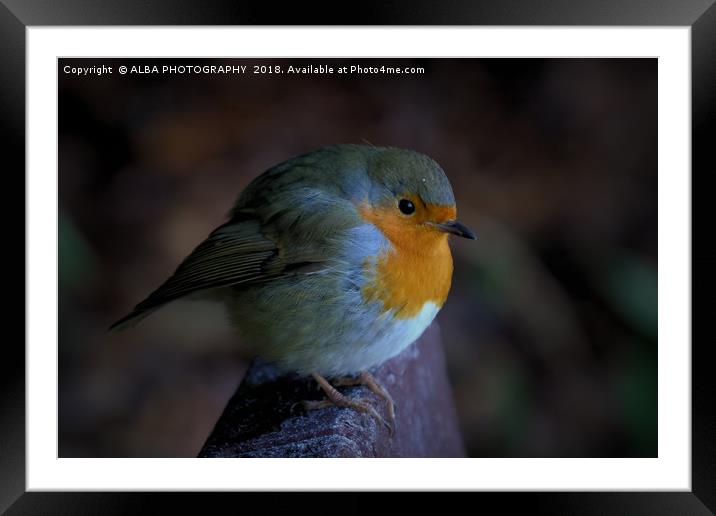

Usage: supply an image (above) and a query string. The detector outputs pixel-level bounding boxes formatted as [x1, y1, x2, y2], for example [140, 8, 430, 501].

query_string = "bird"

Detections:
[110, 144, 475, 432]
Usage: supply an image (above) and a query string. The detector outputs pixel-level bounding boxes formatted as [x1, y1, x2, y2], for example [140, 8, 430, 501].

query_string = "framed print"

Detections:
[3, 0, 713, 513]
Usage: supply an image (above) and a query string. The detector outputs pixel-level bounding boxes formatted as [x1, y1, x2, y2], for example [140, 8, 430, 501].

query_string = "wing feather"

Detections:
[110, 160, 366, 332]
[109, 219, 278, 331]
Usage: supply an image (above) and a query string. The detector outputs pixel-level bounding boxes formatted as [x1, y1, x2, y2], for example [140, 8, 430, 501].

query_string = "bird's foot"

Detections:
[306, 372, 393, 435]
[334, 371, 396, 425]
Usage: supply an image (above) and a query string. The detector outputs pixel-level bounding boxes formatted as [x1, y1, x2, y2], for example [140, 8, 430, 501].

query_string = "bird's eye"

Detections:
[398, 199, 415, 215]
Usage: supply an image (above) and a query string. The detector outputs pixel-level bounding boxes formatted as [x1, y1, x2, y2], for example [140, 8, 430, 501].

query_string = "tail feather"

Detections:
[108, 307, 158, 332]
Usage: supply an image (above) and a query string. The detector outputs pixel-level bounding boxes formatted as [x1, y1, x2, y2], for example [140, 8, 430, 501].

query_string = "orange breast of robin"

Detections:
[359, 200, 455, 319]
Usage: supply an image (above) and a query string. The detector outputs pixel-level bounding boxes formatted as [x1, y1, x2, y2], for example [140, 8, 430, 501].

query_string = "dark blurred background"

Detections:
[58, 58, 657, 458]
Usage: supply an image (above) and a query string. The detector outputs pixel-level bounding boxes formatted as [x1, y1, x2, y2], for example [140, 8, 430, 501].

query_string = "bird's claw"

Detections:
[306, 372, 396, 435]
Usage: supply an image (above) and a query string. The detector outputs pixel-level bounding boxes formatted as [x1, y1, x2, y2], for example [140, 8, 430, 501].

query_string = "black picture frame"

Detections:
[3, 1, 712, 513]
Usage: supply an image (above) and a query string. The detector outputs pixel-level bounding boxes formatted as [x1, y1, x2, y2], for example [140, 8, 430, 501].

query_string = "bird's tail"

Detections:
[108, 307, 158, 332]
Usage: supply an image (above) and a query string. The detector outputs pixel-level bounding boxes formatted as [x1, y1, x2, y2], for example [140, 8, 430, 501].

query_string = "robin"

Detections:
[111, 144, 475, 432]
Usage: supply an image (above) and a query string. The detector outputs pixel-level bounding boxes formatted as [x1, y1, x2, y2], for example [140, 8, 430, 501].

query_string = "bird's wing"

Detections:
[111, 159, 366, 332]
[109, 218, 285, 331]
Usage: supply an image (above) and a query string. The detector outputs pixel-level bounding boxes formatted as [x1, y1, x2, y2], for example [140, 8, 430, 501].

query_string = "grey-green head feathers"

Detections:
[364, 146, 455, 207]
[233, 144, 454, 213]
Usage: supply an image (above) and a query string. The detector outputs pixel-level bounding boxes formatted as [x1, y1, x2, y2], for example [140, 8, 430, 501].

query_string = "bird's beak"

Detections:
[433, 220, 476, 239]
